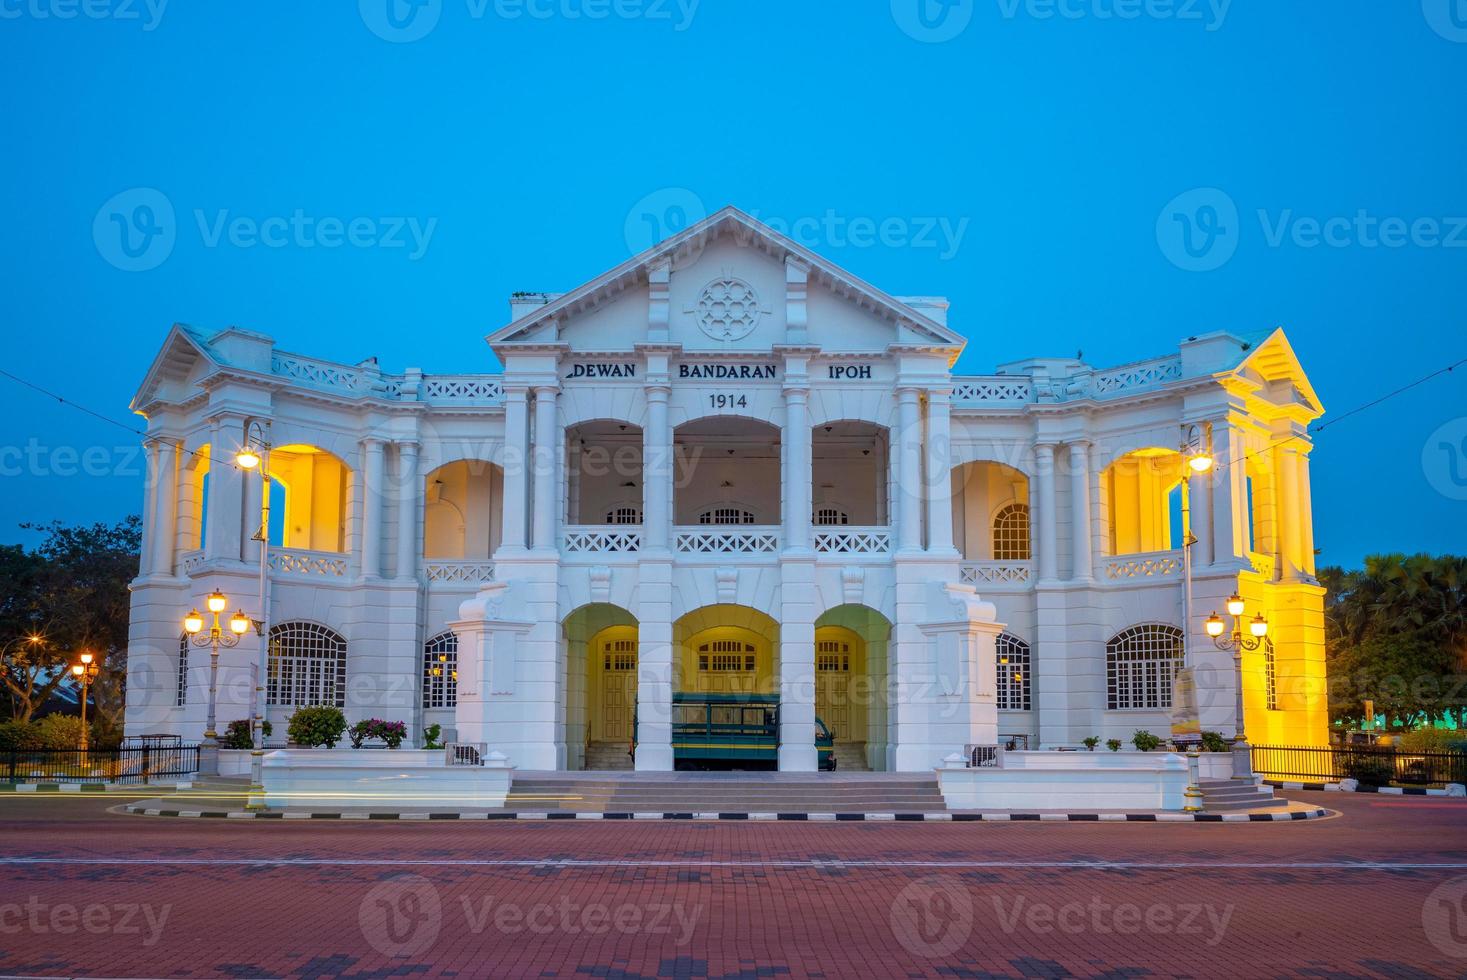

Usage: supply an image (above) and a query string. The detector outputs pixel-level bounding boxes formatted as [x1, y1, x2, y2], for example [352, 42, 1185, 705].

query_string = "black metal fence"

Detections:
[1252, 743, 1467, 787]
[4, 744, 199, 784]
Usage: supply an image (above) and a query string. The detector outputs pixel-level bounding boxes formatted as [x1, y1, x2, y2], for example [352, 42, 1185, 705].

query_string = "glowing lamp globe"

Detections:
[230, 610, 251, 635]
[1188, 454, 1214, 473]
[1205, 613, 1226, 637]
[207, 591, 228, 614]
[236, 449, 262, 470]
[1226, 594, 1246, 618]
[184, 610, 204, 634]
[1250, 614, 1269, 638]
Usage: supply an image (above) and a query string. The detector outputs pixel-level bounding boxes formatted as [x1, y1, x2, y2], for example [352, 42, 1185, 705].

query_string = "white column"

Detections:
[784, 384, 812, 553]
[361, 438, 385, 579]
[1191, 460, 1213, 568]
[1067, 441, 1092, 582]
[1213, 423, 1246, 568]
[1034, 442, 1058, 584]
[147, 439, 179, 576]
[1296, 449, 1316, 579]
[203, 417, 234, 562]
[500, 387, 529, 552]
[896, 387, 922, 553]
[925, 389, 956, 555]
[242, 445, 263, 566]
[643, 384, 672, 553]
[395, 441, 419, 580]
[531, 386, 559, 551]
[1277, 442, 1305, 582]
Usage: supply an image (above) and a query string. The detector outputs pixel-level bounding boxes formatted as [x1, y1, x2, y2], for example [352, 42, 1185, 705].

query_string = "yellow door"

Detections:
[816, 640, 851, 739]
[695, 640, 757, 695]
[600, 639, 637, 741]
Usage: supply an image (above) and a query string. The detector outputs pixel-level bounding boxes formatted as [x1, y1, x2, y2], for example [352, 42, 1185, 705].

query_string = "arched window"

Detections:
[266, 622, 347, 708]
[605, 505, 642, 525]
[995, 632, 1031, 711]
[1263, 637, 1277, 711]
[176, 635, 189, 707]
[814, 507, 849, 526]
[698, 507, 755, 525]
[992, 503, 1031, 560]
[1106, 624, 1183, 710]
[423, 631, 458, 709]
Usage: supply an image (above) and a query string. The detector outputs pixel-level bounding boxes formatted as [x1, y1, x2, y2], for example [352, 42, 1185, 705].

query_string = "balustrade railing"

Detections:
[959, 561, 1033, 588]
[951, 376, 1033, 406]
[269, 548, 349, 578]
[424, 560, 496, 585]
[268, 353, 503, 406]
[813, 526, 892, 555]
[1246, 550, 1277, 580]
[562, 526, 642, 554]
[1103, 550, 1183, 581]
[674, 526, 781, 555]
[179, 549, 205, 575]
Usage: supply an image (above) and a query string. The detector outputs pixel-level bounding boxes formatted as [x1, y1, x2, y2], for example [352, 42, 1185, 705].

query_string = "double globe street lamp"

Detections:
[183, 590, 257, 774]
[70, 652, 100, 751]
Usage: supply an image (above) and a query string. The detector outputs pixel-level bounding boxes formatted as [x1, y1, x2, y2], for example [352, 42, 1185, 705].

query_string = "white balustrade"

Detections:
[561, 526, 642, 554]
[424, 560, 496, 585]
[268, 548, 349, 578]
[419, 376, 504, 404]
[1103, 550, 1183, 581]
[270, 353, 372, 394]
[1091, 356, 1182, 396]
[950, 377, 1033, 406]
[958, 561, 1033, 588]
[674, 526, 781, 555]
[813, 526, 892, 555]
[179, 549, 205, 576]
[1246, 551, 1276, 580]
[269, 353, 503, 405]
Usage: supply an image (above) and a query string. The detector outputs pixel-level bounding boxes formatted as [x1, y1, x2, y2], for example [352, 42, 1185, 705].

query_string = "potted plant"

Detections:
[1082, 736, 1100, 751]
[1131, 730, 1162, 752]
[422, 723, 443, 750]
[1106, 738, 1122, 752]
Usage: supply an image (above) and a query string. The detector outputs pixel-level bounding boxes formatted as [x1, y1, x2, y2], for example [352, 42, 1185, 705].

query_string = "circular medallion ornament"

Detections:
[694, 277, 764, 342]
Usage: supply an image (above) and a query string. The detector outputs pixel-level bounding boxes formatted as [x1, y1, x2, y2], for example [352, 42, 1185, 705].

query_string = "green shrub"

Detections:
[1199, 731, 1230, 753]
[1398, 729, 1465, 753]
[1340, 750, 1394, 787]
[220, 719, 273, 750]
[1105, 738, 1122, 752]
[1131, 730, 1163, 752]
[422, 723, 443, 750]
[0, 721, 44, 751]
[287, 706, 347, 748]
[34, 714, 86, 749]
[1082, 736, 1100, 750]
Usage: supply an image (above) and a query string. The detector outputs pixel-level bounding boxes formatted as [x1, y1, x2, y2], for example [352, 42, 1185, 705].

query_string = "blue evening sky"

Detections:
[1, 1, 1464, 568]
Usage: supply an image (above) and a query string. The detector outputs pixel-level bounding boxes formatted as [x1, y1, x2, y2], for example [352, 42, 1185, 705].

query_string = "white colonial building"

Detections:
[124, 207, 1329, 773]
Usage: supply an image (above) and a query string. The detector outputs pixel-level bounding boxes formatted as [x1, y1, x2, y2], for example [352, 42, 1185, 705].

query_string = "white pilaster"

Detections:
[783, 383, 812, 554]
[500, 386, 530, 553]
[531, 385, 559, 552]
[1067, 441, 1092, 582]
[643, 382, 672, 554]
[1296, 448, 1316, 580]
[1213, 422, 1247, 569]
[395, 441, 419, 581]
[203, 416, 243, 562]
[1033, 442, 1059, 585]
[896, 387, 922, 553]
[925, 389, 956, 556]
[147, 439, 180, 577]
[361, 438, 386, 579]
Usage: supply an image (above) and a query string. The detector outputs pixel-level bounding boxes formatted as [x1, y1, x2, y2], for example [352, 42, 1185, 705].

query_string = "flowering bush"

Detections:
[348, 718, 408, 749]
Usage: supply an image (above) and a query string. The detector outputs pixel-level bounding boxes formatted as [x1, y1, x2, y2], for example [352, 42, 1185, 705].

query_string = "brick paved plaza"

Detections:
[1, 790, 1465, 978]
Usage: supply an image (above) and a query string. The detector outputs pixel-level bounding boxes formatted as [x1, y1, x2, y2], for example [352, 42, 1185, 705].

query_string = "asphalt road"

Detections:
[1, 789, 1464, 978]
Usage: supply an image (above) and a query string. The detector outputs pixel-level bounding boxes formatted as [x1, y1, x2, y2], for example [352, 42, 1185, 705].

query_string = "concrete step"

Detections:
[1199, 778, 1288, 812]
[507, 773, 945, 812]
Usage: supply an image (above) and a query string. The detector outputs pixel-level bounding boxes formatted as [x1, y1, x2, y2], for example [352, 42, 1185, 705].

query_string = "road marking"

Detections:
[1, 857, 1465, 871]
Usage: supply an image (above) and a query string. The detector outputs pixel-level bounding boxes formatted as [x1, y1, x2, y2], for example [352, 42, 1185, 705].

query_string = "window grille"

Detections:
[176, 634, 189, 707]
[698, 641, 755, 672]
[266, 621, 347, 708]
[995, 632, 1031, 711]
[605, 506, 641, 525]
[992, 503, 1032, 561]
[814, 508, 849, 526]
[603, 639, 637, 671]
[698, 508, 755, 525]
[423, 630, 458, 709]
[1106, 624, 1184, 710]
[1263, 637, 1278, 711]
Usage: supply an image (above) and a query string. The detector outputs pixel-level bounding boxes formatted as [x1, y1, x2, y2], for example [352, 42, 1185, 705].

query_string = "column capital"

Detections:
[644, 382, 672, 399]
[395, 439, 420, 455]
[926, 386, 954, 403]
[361, 436, 388, 450]
[531, 383, 560, 398]
[783, 383, 810, 399]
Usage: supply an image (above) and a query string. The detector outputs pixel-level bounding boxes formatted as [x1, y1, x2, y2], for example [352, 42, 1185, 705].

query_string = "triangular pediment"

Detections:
[1228, 327, 1324, 419]
[487, 206, 965, 356]
[130, 324, 220, 413]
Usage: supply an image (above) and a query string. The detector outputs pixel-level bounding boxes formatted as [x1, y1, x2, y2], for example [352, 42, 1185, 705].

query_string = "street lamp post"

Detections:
[236, 420, 272, 809]
[183, 591, 254, 776]
[1205, 594, 1269, 780]
[70, 652, 100, 752]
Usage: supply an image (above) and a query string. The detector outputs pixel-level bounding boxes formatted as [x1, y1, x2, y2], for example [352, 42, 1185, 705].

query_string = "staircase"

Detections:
[506, 772, 947, 814]
[1200, 778, 1290, 811]
[832, 741, 870, 772]
[582, 741, 634, 771]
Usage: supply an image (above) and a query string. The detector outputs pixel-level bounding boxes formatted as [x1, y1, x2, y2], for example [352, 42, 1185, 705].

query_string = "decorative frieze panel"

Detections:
[958, 561, 1033, 588]
[674, 527, 780, 555]
[1246, 551, 1277, 581]
[421, 377, 504, 403]
[1103, 551, 1183, 580]
[1091, 356, 1182, 396]
[951, 377, 1033, 406]
[271, 354, 371, 394]
[813, 527, 893, 555]
[269, 548, 349, 578]
[425, 561, 496, 585]
[562, 526, 642, 554]
[179, 549, 205, 576]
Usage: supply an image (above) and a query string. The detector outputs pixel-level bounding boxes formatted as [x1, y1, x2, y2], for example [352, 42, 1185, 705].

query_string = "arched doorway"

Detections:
[815, 604, 892, 770]
[562, 603, 638, 770]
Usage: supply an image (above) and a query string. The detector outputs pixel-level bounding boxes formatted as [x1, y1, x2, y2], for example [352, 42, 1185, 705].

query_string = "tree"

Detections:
[1323, 554, 1467, 729]
[0, 543, 65, 722]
